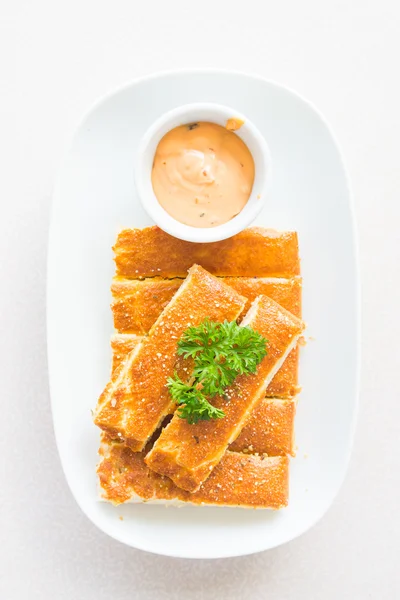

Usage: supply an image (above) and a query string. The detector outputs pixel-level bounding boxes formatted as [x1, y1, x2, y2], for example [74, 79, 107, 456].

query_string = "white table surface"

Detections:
[1, 1, 399, 598]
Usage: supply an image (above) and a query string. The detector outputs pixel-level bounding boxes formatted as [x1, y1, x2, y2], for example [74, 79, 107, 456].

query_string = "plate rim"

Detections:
[47, 68, 361, 559]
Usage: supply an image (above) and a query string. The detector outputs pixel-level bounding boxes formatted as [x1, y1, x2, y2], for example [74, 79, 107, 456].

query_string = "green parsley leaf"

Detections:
[168, 319, 268, 424]
[167, 375, 225, 425]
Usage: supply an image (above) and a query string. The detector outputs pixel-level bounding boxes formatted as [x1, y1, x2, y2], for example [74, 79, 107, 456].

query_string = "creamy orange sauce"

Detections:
[151, 121, 255, 228]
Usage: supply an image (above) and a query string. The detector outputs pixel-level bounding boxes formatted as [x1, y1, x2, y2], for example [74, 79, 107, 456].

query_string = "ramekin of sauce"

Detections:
[134, 104, 271, 243]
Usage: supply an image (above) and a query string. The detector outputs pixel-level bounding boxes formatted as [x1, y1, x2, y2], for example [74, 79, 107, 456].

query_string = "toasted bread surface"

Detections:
[98, 435, 289, 509]
[111, 276, 302, 397]
[110, 336, 296, 456]
[114, 226, 300, 279]
[93, 265, 246, 450]
[145, 295, 304, 492]
[111, 276, 301, 330]
[110, 333, 140, 373]
[231, 398, 296, 456]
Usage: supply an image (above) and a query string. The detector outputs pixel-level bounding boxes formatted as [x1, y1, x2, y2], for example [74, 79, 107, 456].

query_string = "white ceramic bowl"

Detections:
[134, 102, 271, 243]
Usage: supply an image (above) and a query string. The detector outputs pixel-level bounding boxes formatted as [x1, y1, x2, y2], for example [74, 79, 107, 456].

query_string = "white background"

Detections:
[1, 1, 399, 599]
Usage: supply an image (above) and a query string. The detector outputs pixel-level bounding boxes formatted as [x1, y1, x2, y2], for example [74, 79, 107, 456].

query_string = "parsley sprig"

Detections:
[167, 319, 267, 424]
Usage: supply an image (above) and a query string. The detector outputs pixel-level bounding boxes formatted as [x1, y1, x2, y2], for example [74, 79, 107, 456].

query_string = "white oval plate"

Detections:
[48, 70, 359, 559]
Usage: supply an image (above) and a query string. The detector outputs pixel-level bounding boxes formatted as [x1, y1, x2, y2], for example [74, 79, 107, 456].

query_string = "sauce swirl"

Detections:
[151, 121, 255, 228]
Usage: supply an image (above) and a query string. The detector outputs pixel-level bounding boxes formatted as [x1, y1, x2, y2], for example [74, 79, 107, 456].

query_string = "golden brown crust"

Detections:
[114, 226, 300, 279]
[93, 265, 246, 450]
[98, 435, 289, 509]
[230, 398, 297, 456]
[267, 347, 299, 398]
[145, 295, 304, 492]
[111, 276, 302, 333]
[110, 335, 295, 456]
[110, 334, 141, 373]
[111, 278, 182, 335]
[111, 276, 302, 397]
[229, 276, 302, 318]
